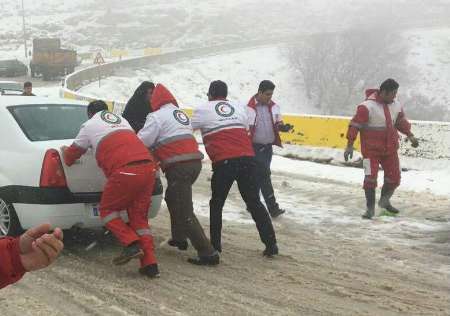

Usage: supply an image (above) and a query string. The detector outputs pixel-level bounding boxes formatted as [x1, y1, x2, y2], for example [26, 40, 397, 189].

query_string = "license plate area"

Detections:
[86, 203, 100, 218]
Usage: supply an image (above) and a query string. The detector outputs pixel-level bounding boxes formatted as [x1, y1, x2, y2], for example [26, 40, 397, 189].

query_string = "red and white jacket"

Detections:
[63, 110, 153, 177]
[191, 98, 254, 163]
[346, 89, 412, 157]
[247, 95, 283, 147]
[0, 237, 26, 289]
[138, 84, 203, 170]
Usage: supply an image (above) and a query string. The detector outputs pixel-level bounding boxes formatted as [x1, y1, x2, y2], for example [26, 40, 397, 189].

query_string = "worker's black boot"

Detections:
[378, 186, 400, 214]
[263, 243, 279, 258]
[362, 188, 376, 219]
[112, 241, 144, 265]
[168, 239, 188, 251]
[187, 251, 220, 266]
[268, 205, 286, 218]
[139, 263, 160, 278]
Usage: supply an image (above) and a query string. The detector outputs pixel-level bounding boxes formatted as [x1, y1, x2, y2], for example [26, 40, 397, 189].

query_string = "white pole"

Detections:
[21, 0, 28, 59]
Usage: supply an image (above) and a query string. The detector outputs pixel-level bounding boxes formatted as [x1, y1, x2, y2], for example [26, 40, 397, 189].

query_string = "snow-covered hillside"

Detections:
[404, 28, 450, 116]
[78, 37, 450, 120]
[1, 0, 450, 118]
[1, 0, 450, 54]
[78, 46, 319, 114]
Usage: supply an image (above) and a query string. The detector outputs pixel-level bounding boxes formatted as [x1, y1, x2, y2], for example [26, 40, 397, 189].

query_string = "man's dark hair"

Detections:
[24, 81, 32, 88]
[258, 80, 275, 93]
[87, 100, 108, 116]
[379, 78, 399, 93]
[208, 80, 228, 99]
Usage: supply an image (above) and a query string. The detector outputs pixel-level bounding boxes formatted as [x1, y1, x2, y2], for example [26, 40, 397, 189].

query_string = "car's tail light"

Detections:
[40, 149, 68, 187]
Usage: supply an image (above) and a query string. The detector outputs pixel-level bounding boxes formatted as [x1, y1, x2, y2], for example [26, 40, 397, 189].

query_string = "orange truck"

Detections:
[30, 38, 77, 80]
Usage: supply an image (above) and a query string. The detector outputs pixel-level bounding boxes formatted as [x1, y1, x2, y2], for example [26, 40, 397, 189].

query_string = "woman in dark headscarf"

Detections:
[122, 81, 155, 132]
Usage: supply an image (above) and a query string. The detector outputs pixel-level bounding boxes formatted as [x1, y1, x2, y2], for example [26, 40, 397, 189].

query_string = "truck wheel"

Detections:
[0, 197, 23, 237]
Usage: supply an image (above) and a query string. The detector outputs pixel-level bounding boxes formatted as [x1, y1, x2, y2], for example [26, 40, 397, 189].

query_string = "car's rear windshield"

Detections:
[8, 104, 87, 141]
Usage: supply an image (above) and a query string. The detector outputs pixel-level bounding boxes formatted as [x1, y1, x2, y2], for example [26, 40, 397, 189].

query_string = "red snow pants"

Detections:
[362, 152, 401, 190]
[99, 161, 157, 267]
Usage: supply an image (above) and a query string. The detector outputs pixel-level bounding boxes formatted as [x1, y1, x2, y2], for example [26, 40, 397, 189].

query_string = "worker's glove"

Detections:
[344, 145, 354, 162]
[408, 135, 419, 148]
[278, 123, 294, 132]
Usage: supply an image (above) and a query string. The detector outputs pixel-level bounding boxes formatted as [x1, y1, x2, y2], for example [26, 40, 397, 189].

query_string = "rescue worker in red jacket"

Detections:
[62, 100, 159, 278]
[1, 223, 64, 289]
[344, 79, 419, 219]
[247, 80, 293, 217]
[191, 80, 278, 257]
[138, 84, 219, 266]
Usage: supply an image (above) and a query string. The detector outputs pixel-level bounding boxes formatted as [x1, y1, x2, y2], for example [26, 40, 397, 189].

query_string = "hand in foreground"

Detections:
[19, 223, 64, 272]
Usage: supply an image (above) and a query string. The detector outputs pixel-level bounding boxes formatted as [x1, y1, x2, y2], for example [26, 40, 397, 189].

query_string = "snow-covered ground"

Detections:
[191, 145, 450, 262]
[271, 154, 450, 196]
[194, 140, 450, 234]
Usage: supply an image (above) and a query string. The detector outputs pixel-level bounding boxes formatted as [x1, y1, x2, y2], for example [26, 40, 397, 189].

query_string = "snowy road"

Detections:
[2, 161, 449, 315]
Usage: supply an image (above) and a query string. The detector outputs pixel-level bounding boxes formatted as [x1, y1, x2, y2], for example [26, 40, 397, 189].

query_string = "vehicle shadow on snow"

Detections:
[61, 227, 166, 258]
[62, 228, 116, 254]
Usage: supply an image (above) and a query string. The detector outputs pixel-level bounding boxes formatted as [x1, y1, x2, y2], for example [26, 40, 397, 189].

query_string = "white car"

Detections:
[0, 96, 163, 236]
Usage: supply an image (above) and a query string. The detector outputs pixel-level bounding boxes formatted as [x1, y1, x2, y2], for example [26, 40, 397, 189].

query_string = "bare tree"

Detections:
[402, 92, 449, 121]
[287, 29, 408, 115]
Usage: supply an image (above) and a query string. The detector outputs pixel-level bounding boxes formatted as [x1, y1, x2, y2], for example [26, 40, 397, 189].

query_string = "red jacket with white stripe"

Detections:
[191, 98, 254, 163]
[137, 84, 203, 170]
[0, 237, 26, 289]
[346, 89, 412, 157]
[247, 95, 283, 147]
[63, 110, 154, 177]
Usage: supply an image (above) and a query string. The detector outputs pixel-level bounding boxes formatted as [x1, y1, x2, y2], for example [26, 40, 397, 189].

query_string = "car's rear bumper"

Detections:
[0, 185, 102, 204]
[14, 194, 163, 230]
[0, 178, 163, 204]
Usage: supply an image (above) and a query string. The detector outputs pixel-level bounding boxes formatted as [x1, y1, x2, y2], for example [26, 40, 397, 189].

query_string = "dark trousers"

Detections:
[165, 160, 215, 256]
[253, 143, 279, 213]
[209, 156, 277, 250]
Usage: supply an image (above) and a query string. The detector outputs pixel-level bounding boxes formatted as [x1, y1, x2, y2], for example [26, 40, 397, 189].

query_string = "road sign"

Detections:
[93, 52, 105, 65]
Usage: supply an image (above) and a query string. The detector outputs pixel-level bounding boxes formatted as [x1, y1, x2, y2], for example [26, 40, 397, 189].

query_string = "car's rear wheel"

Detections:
[0, 197, 23, 237]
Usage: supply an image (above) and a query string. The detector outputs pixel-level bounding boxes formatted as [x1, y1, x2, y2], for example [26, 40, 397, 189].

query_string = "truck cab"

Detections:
[30, 38, 77, 81]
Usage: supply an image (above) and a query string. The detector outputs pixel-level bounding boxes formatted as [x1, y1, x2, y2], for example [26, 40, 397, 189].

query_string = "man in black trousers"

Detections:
[191, 80, 278, 257]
